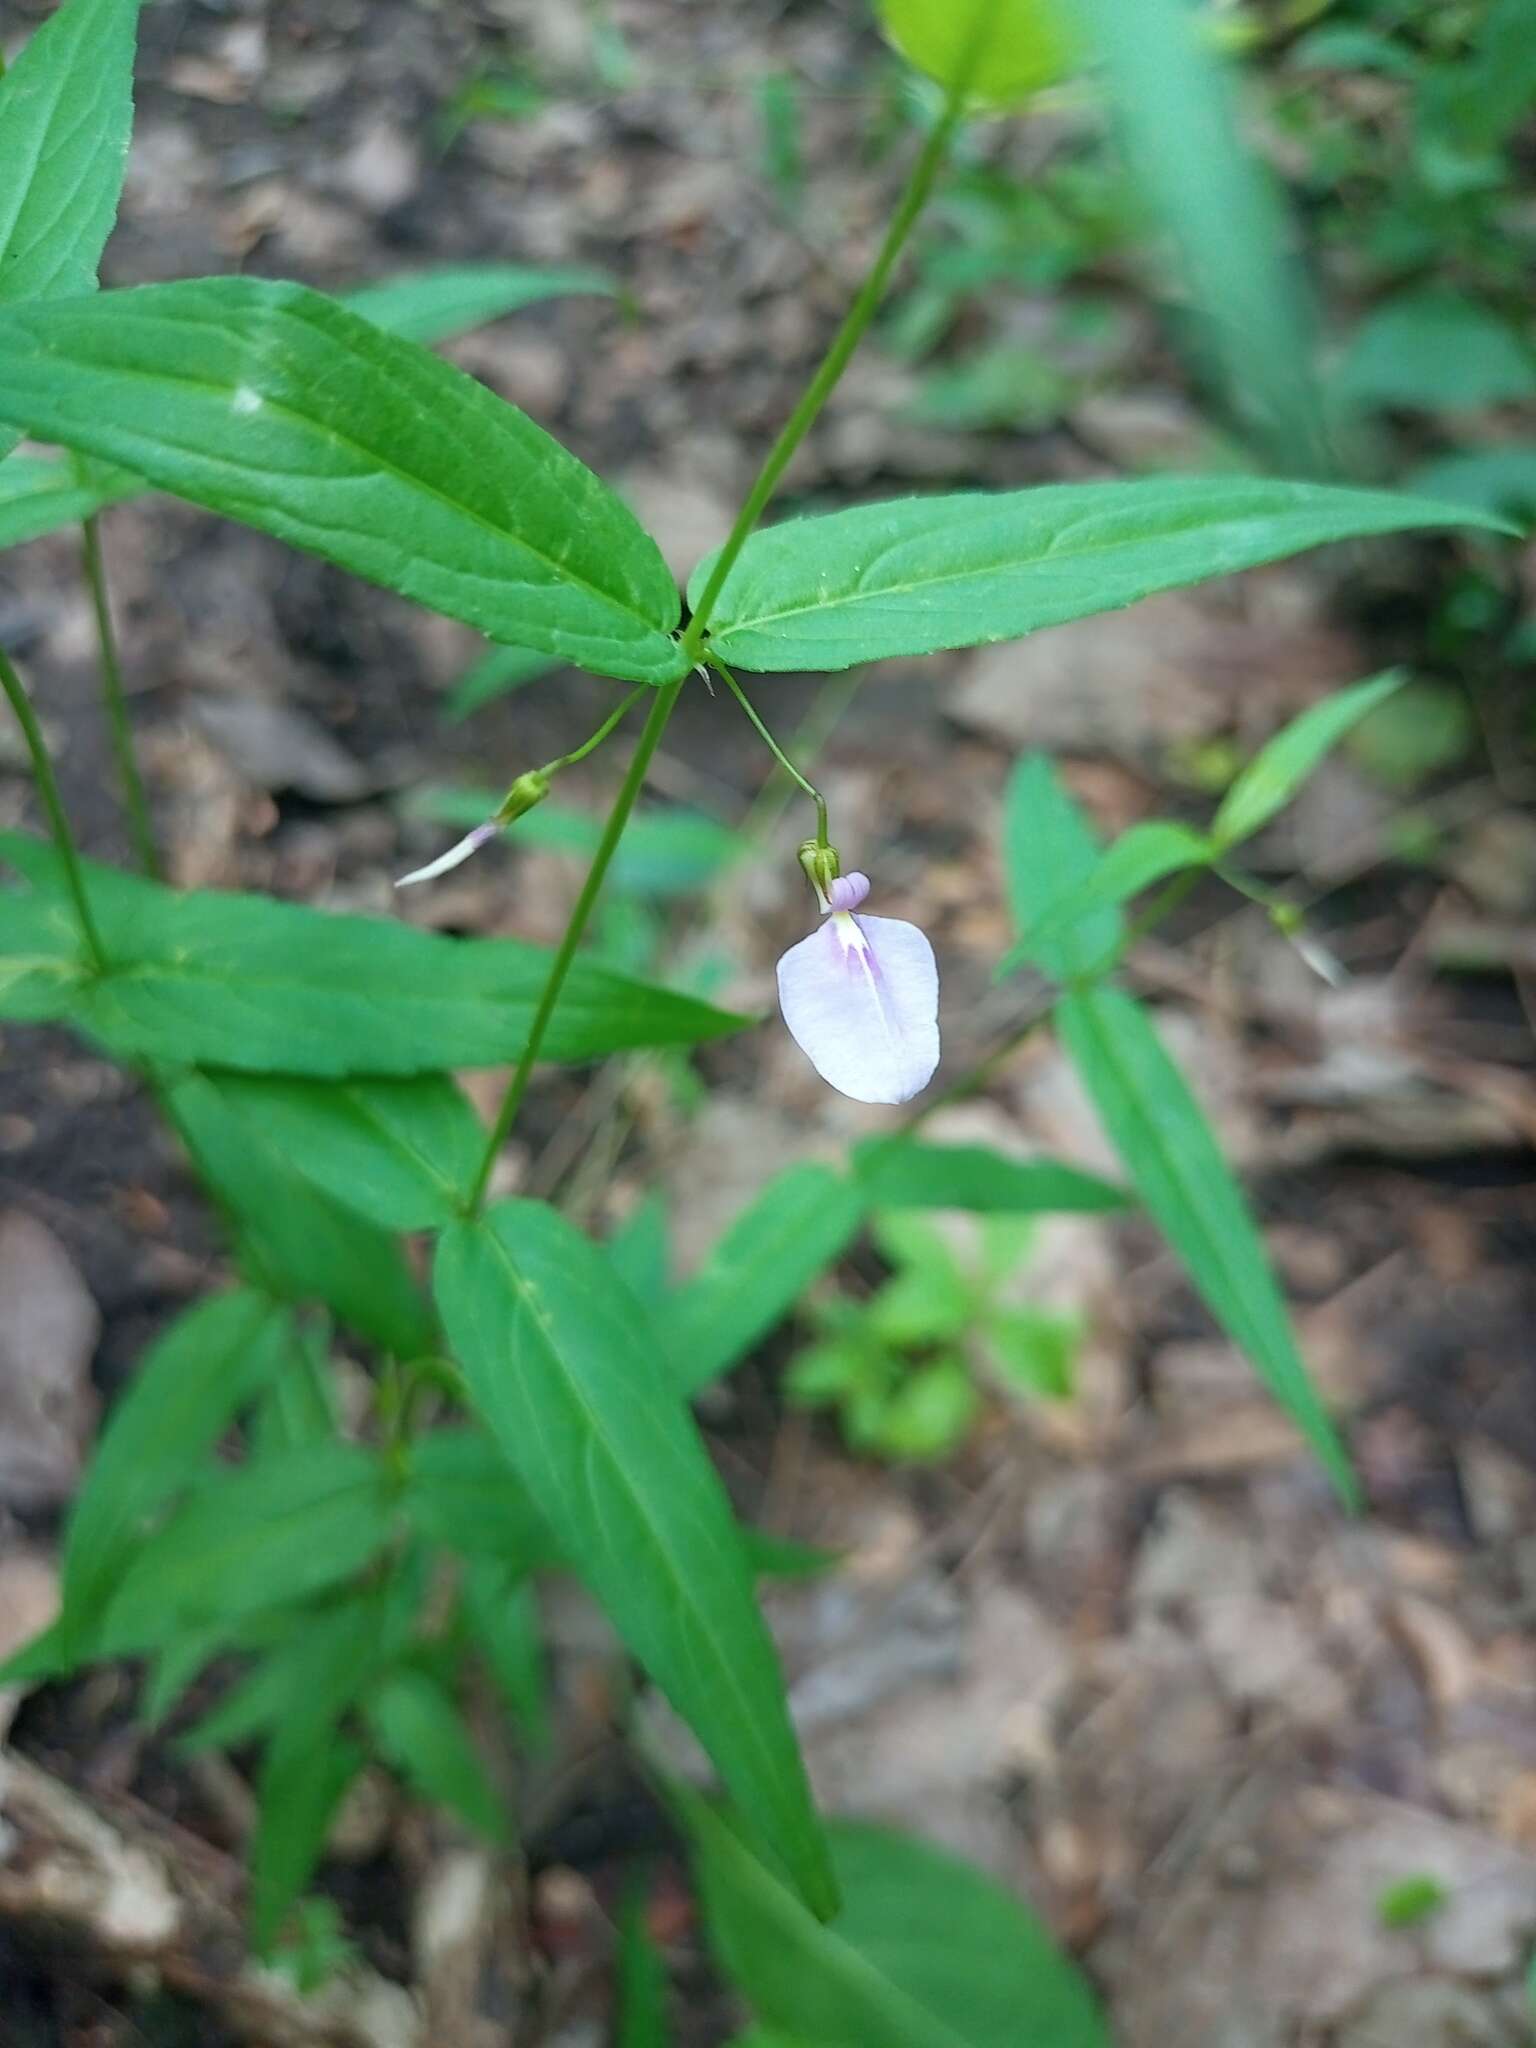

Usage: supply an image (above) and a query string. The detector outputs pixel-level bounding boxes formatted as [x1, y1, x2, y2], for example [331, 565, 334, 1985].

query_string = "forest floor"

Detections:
[2, 3, 1535, 2045]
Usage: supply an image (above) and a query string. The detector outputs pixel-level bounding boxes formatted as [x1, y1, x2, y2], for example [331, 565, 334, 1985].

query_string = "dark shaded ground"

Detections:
[2, 2, 1535, 2044]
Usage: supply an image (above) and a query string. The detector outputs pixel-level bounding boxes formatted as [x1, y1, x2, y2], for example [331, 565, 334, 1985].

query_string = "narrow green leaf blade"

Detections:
[0, 835, 747, 1073]
[209, 1074, 485, 1231]
[404, 1429, 561, 1569]
[683, 1795, 1107, 2048]
[99, 1443, 396, 1654]
[1054, 984, 1356, 1503]
[0, 279, 686, 683]
[998, 819, 1213, 974]
[60, 1289, 297, 1651]
[365, 1670, 511, 1846]
[1002, 754, 1122, 982]
[165, 1072, 435, 1358]
[1212, 670, 1406, 849]
[851, 1140, 1129, 1215]
[0, 0, 139, 307]
[442, 642, 562, 721]
[0, 454, 139, 551]
[461, 1560, 551, 1752]
[252, 1729, 364, 1954]
[617, 1878, 674, 2048]
[345, 264, 614, 346]
[661, 1164, 865, 1397]
[692, 479, 1514, 673]
[435, 1204, 836, 1919]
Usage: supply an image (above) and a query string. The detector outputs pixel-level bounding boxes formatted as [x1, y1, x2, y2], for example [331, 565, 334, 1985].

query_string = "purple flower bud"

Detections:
[827, 871, 870, 912]
[776, 878, 939, 1105]
[395, 818, 499, 888]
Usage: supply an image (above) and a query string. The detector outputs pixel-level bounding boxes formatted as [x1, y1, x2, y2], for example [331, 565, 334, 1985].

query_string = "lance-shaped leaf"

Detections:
[0, 279, 686, 683]
[0, 833, 746, 1074]
[164, 1073, 435, 1358]
[1211, 669, 1405, 850]
[0, 0, 139, 308]
[663, 1163, 865, 1397]
[344, 263, 614, 346]
[996, 818, 1213, 977]
[850, 1139, 1129, 1215]
[682, 1793, 1107, 2048]
[207, 1073, 486, 1232]
[0, 454, 139, 551]
[58, 1289, 298, 1655]
[435, 1203, 836, 1920]
[690, 478, 1514, 672]
[1055, 983, 1356, 1505]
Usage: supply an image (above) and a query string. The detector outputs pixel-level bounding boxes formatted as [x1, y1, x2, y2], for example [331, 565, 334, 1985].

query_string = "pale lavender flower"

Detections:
[776, 869, 940, 1105]
[395, 818, 500, 888]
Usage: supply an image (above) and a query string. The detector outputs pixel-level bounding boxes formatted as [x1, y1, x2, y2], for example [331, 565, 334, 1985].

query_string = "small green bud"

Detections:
[798, 837, 841, 905]
[494, 768, 551, 826]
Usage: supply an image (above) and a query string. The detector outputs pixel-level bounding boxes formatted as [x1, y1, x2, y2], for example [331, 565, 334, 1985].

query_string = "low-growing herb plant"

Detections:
[0, 0, 1522, 2036]
[788, 1211, 1082, 1463]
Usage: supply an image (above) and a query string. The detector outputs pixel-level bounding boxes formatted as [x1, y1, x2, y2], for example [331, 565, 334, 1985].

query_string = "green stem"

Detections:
[1109, 867, 1203, 968]
[81, 514, 161, 879]
[463, 676, 685, 1217]
[678, 91, 967, 664]
[542, 684, 648, 775]
[708, 654, 829, 847]
[0, 644, 109, 971]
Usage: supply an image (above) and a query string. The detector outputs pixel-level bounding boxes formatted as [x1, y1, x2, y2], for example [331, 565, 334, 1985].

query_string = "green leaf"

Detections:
[1054, 985, 1356, 1504]
[1084, 0, 1327, 470]
[873, 1360, 979, 1462]
[661, 1164, 865, 1397]
[177, 1594, 383, 1756]
[59, 1289, 298, 1654]
[247, 1322, 339, 1459]
[435, 1203, 836, 1920]
[1376, 1874, 1448, 1930]
[442, 642, 563, 721]
[1336, 291, 1536, 412]
[997, 818, 1213, 975]
[1, 261, 607, 555]
[878, 0, 1078, 107]
[683, 1796, 1107, 2048]
[165, 1072, 435, 1358]
[404, 1429, 561, 1569]
[691, 479, 1513, 673]
[98, 1443, 396, 1655]
[0, 834, 747, 1073]
[851, 1139, 1129, 1216]
[1404, 446, 1536, 522]
[252, 1727, 365, 1954]
[365, 1669, 511, 1846]
[0, 0, 139, 308]
[1344, 679, 1474, 791]
[607, 1192, 671, 1311]
[1212, 671, 1406, 849]
[345, 264, 614, 347]
[0, 454, 138, 551]
[1002, 753, 1123, 982]
[208, 1074, 485, 1231]
[0, 279, 686, 684]
[461, 1560, 551, 1753]
[617, 1878, 674, 2048]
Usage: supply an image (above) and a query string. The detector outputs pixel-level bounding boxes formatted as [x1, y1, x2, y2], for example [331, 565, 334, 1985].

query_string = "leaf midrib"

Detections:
[2, 298, 680, 654]
[711, 485, 1413, 640]
[472, 1222, 803, 1853]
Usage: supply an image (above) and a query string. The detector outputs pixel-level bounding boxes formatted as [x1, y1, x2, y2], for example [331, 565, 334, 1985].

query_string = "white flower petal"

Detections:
[395, 820, 497, 888]
[776, 911, 939, 1105]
